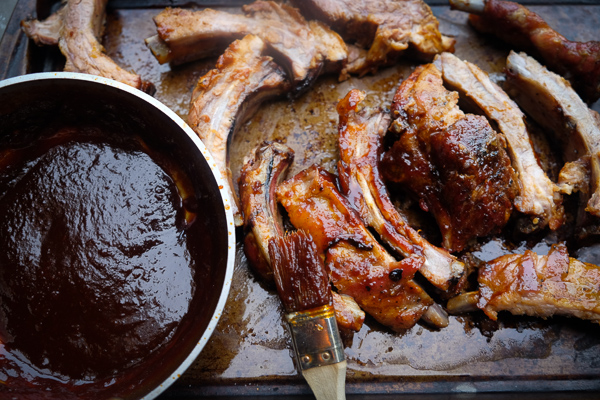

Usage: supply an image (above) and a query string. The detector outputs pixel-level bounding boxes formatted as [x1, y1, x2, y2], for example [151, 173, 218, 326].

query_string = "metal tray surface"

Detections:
[2, 1, 600, 399]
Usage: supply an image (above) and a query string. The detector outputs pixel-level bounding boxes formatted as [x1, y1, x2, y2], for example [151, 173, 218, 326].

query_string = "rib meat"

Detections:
[449, 0, 600, 103]
[290, 0, 455, 76]
[21, 0, 154, 93]
[336, 89, 465, 293]
[146, 1, 347, 89]
[504, 51, 600, 218]
[474, 244, 600, 323]
[276, 165, 451, 331]
[381, 64, 517, 252]
[434, 52, 564, 231]
[239, 141, 294, 282]
[239, 142, 365, 331]
[188, 35, 289, 226]
[21, 6, 63, 46]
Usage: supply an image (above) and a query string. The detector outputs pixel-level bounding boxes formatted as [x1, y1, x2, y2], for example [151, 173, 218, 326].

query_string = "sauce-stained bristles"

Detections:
[268, 230, 332, 313]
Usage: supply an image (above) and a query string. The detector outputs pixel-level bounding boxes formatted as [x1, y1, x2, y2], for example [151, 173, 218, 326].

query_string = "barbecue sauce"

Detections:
[0, 125, 208, 398]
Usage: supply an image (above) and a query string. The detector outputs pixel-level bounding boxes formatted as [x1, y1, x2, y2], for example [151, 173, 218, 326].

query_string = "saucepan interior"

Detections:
[0, 72, 235, 400]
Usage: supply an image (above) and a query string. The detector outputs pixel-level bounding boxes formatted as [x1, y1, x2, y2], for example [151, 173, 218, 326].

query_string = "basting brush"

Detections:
[268, 230, 346, 400]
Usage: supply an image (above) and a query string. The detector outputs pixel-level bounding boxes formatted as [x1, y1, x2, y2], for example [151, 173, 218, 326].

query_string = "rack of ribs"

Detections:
[239, 142, 365, 332]
[447, 244, 600, 324]
[449, 0, 600, 104]
[276, 165, 450, 331]
[290, 0, 455, 76]
[188, 35, 289, 226]
[21, 0, 154, 93]
[434, 52, 564, 232]
[504, 51, 600, 220]
[146, 1, 347, 91]
[336, 89, 465, 294]
[381, 64, 517, 252]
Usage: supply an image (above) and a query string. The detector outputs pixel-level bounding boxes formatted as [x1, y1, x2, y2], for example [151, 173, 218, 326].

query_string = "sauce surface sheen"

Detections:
[0, 127, 200, 393]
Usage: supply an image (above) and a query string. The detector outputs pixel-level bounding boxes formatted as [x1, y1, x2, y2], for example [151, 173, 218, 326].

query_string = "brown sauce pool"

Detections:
[0, 123, 209, 398]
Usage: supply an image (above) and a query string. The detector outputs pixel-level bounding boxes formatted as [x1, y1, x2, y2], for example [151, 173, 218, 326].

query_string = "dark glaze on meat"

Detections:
[276, 166, 436, 331]
[0, 125, 206, 397]
[382, 64, 517, 252]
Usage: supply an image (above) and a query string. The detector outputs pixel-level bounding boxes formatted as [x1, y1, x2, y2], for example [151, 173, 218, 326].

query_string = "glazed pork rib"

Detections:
[146, 1, 347, 89]
[434, 52, 564, 231]
[504, 51, 600, 218]
[188, 35, 289, 226]
[22, 0, 154, 93]
[239, 141, 295, 282]
[336, 89, 465, 293]
[381, 64, 517, 252]
[239, 142, 365, 332]
[449, 0, 600, 103]
[290, 0, 455, 76]
[276, 166, 450, 331]
[448, 244, 600, 324]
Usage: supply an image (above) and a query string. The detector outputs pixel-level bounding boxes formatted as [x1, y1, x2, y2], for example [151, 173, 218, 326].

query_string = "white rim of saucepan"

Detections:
[0, 72, 236, 400]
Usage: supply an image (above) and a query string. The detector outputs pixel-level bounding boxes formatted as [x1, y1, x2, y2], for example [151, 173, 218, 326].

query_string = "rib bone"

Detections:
[239, 141, 294, 282]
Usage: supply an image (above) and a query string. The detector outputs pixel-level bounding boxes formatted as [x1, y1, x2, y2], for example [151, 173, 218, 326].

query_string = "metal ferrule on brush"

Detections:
[286, 304, 345, 371]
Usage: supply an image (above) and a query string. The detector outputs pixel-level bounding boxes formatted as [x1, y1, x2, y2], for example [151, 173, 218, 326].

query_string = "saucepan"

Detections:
[0, 72, 235, 399]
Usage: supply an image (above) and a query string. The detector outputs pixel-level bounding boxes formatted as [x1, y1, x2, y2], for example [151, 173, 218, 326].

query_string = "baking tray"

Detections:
[2, 0, 600, 399]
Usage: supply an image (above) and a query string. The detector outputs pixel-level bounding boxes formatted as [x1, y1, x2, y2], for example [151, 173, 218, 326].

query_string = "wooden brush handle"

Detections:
[303, 361, 347, 400]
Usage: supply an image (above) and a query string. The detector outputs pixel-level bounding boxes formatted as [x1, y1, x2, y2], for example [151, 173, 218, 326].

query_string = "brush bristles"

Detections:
[268, 230, 332, 313]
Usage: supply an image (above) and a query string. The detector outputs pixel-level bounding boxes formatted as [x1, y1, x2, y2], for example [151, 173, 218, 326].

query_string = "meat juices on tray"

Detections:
[336, 89, 465, 294]
[381, 64, 517, 253]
